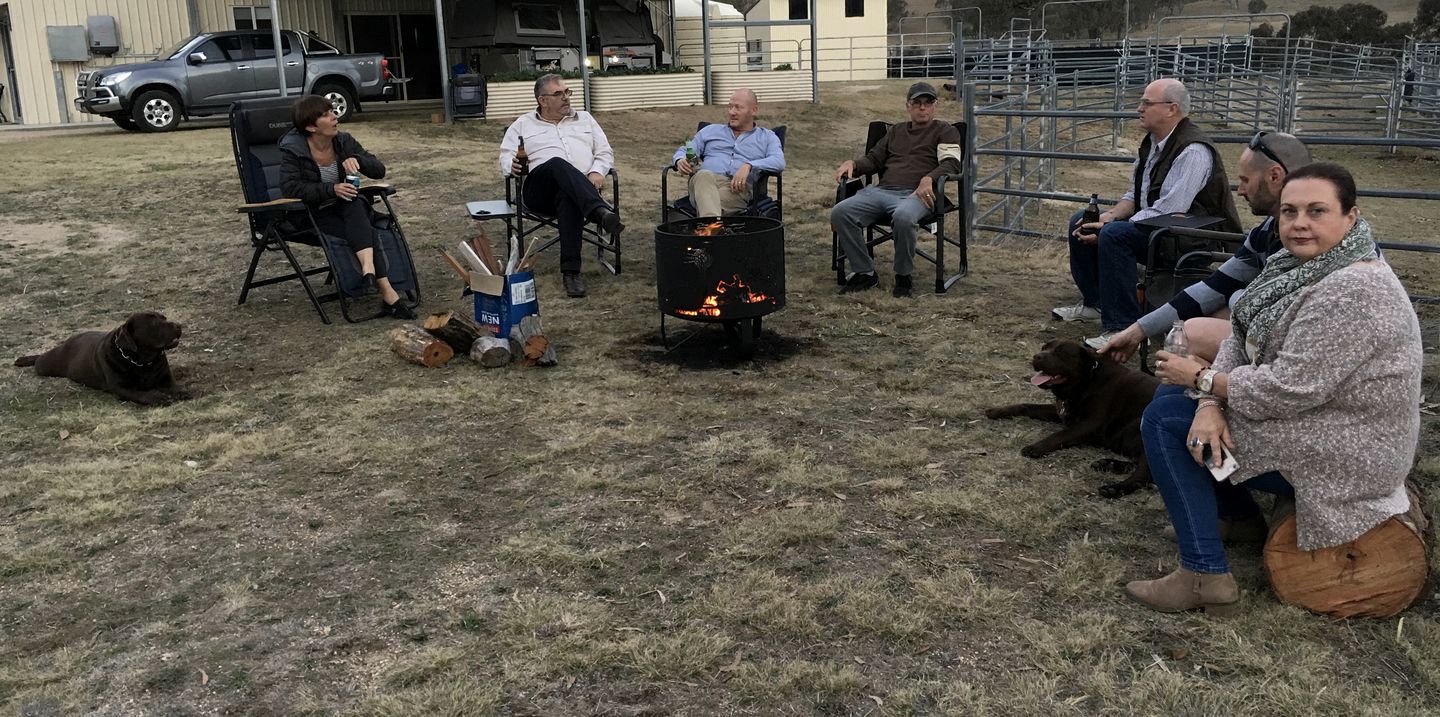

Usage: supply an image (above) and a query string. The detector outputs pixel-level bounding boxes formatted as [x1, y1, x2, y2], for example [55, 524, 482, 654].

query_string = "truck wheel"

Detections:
[111, 115, 139, 131]
[316, 84, 356, 123]
[131, 90, 181, 132]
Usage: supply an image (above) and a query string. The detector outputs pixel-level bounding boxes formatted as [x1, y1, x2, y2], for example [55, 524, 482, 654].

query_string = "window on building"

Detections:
[845, 0, 865, 17]
[515, 3, 565, 36]
[233, 6, 273, 30]
[788, 0, 808, 21]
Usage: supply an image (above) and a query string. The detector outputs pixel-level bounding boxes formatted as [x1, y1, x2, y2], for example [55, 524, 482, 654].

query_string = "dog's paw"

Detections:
[1097, 481, 1140, 499]
[1020, 444, 1048, 459]
[1091, 458, 1134, 474]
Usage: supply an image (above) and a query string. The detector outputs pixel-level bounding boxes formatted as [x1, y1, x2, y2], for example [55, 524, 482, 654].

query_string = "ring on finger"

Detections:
[1189, 437, 1202, 448]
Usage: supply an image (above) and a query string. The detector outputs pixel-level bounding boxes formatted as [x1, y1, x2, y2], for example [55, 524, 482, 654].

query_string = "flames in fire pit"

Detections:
[674, 274, 773, 317]
[693, 219, 726, 237]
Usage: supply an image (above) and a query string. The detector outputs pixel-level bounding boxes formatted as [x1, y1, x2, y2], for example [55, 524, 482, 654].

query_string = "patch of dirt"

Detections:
[1, 222, 134, 255]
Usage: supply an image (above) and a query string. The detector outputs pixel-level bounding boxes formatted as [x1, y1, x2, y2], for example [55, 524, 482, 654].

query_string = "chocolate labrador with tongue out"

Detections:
[986, 338, 1160, 498]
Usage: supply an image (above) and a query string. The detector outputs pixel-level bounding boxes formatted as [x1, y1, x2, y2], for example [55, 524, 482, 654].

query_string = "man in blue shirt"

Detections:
[671, 88, 785, 217]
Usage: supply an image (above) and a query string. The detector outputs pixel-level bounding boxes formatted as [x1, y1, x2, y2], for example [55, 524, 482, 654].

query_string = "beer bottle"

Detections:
[1082, 193, 1101, 226]
[684, 140, 698, 165]
[516, 137, 529, 175]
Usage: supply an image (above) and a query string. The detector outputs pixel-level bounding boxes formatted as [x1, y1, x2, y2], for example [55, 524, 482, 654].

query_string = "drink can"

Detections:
[346, 173, 361, 189]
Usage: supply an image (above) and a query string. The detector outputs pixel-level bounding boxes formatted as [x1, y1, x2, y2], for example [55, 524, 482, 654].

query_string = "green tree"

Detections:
[1252, 21, 1274, 37]
[1418, 0, 1440, 39]
[1248, 0, 1267, 14]
[888, 0, 909, 33]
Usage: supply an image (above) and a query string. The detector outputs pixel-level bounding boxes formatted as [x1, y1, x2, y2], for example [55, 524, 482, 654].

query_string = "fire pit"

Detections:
[655, 216, 785, 351]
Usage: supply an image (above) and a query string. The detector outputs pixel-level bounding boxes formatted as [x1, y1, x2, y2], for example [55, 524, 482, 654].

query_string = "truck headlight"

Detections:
[99, 72, 131, 87]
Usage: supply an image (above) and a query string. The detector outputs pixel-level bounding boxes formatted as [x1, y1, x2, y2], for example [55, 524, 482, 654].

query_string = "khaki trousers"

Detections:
[687, 170, 751, 217]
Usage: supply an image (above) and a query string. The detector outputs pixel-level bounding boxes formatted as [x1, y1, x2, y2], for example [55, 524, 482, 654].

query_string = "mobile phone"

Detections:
[1201, 445, 1239, 482]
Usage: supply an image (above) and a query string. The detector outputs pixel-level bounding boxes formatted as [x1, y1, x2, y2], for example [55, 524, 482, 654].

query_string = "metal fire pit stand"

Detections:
[659, 313, 763, 353]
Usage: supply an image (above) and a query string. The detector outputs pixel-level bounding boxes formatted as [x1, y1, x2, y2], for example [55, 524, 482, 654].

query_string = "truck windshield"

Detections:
[159, 35, 202, 60]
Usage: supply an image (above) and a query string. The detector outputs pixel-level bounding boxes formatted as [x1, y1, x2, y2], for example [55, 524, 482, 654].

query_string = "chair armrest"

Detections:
[358, 183, 396, 197]
[835, 177, 865, 203]
[237, 198, 305, 213]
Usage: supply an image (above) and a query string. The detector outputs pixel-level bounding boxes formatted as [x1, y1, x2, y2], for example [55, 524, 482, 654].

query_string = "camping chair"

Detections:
[658, 122, 787, 223]
[1136, 224, 1247, 372]
[505, 167, 622, 275]
[229, 97, 421, 324]
[831, 120, 968, 293]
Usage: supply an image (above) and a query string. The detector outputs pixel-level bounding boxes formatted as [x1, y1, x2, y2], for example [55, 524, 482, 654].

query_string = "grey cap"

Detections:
[907, 82, 938, 102]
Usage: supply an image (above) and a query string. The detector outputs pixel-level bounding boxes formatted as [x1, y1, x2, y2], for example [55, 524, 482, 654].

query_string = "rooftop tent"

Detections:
[448, 0, 579, 48]
[448, 0, 657, 49]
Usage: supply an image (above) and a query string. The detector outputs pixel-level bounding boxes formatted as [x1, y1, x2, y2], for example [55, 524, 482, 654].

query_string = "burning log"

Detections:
[693, 219, 726, 237]
[422, 311, 484, 355]
[471, 335, 512, 367]
[508, 314, 557, 367]
[389, 324, 454, 367]
[673, 274, 773, 318]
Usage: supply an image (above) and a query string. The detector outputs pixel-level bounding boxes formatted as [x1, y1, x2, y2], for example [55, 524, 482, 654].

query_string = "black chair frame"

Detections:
[230, 99, 421, 324]
[658, 122, 786, 224]
[505, 169, 622, 275]
[1136, 225, 1246, 372]
[830, 120, 968, 293]
[0, 84, 8, 123]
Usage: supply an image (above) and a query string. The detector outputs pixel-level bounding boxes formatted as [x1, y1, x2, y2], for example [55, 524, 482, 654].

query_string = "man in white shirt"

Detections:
[1051, 78, 1242, 349]
[498, 74, 623, 298]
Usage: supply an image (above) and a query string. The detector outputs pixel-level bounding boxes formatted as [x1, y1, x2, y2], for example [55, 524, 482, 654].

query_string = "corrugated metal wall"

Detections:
[7, 0, 194, 125]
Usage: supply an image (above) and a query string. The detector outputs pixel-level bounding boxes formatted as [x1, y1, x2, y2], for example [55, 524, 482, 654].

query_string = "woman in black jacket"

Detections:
[279, 95, 414, 318]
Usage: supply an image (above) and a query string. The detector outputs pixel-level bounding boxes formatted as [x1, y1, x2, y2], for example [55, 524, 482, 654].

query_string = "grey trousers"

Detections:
[688, 170, 751, 217]
[831, 185, 929, 276]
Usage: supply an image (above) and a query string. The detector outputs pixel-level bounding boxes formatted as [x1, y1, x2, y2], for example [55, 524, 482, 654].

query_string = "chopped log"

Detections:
[422, 311, 484, 355]
[471, 335, 512, 368]
[1263, 490, 1429, 618]
[508, 314, 557, 367]
[389, 324, 454, 368]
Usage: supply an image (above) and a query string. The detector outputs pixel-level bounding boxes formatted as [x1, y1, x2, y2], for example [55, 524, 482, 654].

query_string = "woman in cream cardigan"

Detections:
[1133, 162, 1422, 614]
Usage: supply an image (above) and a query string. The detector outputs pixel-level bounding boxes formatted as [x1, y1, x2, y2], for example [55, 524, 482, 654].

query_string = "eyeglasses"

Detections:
[1138, 99, 1176, 109]
[542, 89, 574, 99]
[909, 97, 937, 107]
[1248, 130, 1288, 173]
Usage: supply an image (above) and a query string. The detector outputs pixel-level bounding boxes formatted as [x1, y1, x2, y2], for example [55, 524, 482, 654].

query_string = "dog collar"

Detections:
[114, 337, 158, 367]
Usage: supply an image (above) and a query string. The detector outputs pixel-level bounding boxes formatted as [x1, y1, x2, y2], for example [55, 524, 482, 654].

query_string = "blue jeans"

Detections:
[1141, 386, 1294, 574]
[832, 185, 930, 276]
[1066, 210, 1151, 331]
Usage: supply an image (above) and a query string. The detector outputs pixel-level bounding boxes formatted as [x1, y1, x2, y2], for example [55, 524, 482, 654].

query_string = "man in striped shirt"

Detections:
[1099, 132, 1312, 363]
[1051, 78, 1242, 349]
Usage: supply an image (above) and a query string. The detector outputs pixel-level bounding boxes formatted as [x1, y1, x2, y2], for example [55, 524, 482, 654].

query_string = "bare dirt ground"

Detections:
[2, 79, 1439, 716]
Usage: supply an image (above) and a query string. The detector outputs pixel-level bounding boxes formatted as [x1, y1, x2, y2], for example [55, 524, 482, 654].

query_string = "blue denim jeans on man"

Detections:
[1066, 209, 1153, 331]
[1141, 385, 1294, 574]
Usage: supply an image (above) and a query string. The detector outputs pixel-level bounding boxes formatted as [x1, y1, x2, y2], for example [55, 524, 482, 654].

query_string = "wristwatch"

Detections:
[1197, 369, 1218, 394]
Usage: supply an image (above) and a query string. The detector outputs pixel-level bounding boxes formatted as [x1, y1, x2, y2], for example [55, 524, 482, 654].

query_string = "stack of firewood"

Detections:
[389, 310, 557, 369]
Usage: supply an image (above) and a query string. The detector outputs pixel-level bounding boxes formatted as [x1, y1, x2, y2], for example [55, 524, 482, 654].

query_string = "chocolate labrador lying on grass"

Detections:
[986, 338, 1160, 498]
[14, 311, 189, 406]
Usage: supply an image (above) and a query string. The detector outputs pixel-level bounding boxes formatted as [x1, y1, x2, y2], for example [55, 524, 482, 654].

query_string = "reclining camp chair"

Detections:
[1136, 224, 1247, 371]
[831, 120, 968, 293]
[505, 166, 622, 275]
[230, 97, 420, 324]
[658, 122, 787, 223]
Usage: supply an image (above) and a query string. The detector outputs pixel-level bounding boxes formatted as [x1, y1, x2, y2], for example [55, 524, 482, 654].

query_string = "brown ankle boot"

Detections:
[1163, 515, 1269, 544]
[1125, 567, 1240, 614]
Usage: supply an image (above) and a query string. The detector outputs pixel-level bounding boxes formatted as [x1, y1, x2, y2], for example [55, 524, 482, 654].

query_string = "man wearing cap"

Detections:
[671, 88, 786, 217]
[1052, 78, 1243, 349]
[831, 81, 964, 297]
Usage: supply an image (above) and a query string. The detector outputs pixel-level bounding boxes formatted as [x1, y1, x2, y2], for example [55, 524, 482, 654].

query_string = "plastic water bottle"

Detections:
[684, 140, 698, 164]
[1164, 319, 1189, 357]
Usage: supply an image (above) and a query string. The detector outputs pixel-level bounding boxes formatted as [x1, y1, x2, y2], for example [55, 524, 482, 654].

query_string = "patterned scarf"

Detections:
[1231, 217, 1378, 361]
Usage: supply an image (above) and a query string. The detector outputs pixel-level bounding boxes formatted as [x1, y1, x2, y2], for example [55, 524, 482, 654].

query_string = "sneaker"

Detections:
[1051, 302, 1101, 323]
[1084, 331, 1118, 351]
[383, 299, 416, 320]
[840, 272, 879, 293]
[892, 274, 913, 298]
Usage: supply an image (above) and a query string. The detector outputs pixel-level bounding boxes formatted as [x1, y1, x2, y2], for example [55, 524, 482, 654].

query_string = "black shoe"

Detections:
[562, 271, 587, 298]
[591, 207, 625, 237]
[361, 273, 378, 295]
[384, 299, 416, 320]
[892, 274, 913, 298]
[840, 272, 879, 294]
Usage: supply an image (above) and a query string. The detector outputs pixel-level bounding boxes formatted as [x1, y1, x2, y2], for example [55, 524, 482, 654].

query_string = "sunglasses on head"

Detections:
[1249, 131, 1288, 173]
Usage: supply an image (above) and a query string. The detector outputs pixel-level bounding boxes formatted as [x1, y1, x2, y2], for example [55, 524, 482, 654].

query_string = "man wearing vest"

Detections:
[1051, 78, 1242, 349]
[1099, 132, 1313, 364]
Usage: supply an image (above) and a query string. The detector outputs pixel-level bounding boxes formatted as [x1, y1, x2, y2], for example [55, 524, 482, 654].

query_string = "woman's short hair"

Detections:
[292, 95, 333, 135]
[1283, 162, 1358, 213]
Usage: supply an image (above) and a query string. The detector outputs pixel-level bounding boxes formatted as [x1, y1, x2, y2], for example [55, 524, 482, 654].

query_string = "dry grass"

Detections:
[1, 79, 1439, 715]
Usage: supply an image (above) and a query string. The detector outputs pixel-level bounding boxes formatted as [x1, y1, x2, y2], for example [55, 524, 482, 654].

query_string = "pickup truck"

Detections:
[75, 30, 392, 132]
